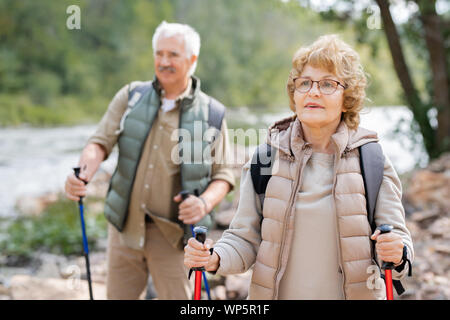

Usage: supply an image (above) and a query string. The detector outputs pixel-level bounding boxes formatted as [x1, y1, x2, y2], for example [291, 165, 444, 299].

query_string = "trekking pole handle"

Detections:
[180, 190, 191, 201]
[73, 167, 88, 205]
[73, 167, 88, 185]
[194, 226, 208, 244]
[188, 226, 209, 280]
[378, 224, 394, 270]
[180, 189, 200, 201]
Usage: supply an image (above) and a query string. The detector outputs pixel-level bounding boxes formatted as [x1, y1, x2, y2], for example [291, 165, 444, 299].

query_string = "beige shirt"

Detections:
[88, 79, 235, 250]
[278, 152, 344, 299]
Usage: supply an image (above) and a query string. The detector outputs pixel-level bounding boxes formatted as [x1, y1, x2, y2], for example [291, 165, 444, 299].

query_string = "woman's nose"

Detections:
[308, 82, 321, 96]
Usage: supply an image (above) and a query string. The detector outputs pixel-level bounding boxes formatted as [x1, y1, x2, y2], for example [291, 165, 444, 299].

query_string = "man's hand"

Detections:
[371, 229, 404, 265]
[65, 143, 105, 202]
[173, 194, 209, 225]
[65, 171, 88, 202]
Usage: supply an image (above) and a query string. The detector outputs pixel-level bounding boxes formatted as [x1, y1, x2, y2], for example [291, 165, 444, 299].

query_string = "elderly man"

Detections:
[65, 21, 234, 299]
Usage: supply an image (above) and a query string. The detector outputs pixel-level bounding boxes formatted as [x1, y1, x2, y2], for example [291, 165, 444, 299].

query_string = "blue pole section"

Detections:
[202, 268, 212, 300]
[79, 203, 89, 255]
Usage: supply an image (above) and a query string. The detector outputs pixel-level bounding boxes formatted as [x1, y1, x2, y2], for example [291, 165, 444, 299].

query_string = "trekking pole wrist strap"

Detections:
[198, 196, 209, 213]
[394, 245, 412, 276]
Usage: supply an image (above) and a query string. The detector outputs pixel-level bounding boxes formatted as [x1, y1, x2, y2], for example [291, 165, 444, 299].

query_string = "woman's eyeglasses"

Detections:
[294, 77, 347, 95]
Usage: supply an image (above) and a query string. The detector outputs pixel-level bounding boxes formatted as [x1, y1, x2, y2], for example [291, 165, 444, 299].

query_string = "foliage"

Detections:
[0, 196, 107, 259]
[0, 93, 108, 126]
[0, 0, 411, 127]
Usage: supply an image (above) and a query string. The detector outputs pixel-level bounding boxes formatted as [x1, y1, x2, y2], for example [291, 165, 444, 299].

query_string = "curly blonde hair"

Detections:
[286, 34, 367, 130]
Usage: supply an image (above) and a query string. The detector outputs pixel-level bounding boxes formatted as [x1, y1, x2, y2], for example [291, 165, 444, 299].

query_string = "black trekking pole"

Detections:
[73, 167, 94, 300]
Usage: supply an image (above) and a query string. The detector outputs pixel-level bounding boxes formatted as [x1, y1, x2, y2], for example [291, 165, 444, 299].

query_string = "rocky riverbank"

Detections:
[1, 151, 448, 300]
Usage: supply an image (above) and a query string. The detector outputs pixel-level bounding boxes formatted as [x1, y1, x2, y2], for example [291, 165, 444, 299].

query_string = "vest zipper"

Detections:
[332, 140, 347, 300]
[272, 148, 310, 299]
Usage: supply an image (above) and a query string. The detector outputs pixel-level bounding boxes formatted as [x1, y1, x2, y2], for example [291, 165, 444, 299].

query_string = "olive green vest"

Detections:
[104, 77, 223, 238]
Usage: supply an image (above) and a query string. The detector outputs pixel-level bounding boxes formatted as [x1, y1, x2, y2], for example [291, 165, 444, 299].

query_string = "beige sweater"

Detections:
[278, 152, 344, 299]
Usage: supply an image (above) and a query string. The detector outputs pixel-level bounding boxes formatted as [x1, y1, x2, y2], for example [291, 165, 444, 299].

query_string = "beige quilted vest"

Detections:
[249, 116, 386, 300]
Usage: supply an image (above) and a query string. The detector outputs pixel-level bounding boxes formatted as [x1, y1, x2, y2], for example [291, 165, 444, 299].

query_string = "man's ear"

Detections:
[190, 54, 198, 65]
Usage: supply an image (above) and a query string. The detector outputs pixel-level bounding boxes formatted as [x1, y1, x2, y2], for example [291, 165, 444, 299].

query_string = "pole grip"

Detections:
[73, 167, 81, 179]
[378, 224, 395, 270]
[194, 226, 207, 244]
[73, 167, 88, 204]
[73, 167, 88, 185]
[190, 226, 208, 273]
[180, 190, 191, 201]
[377, 224, 394, 300]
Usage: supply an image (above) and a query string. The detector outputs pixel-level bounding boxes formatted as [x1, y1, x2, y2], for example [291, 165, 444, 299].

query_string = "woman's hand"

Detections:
[370, 229, 404, 265]
[184, 237, 220, 272]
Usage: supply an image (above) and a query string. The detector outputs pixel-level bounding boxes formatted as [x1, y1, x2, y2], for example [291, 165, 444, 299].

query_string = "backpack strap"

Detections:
[359, 142, 385, 234]
[115, 81, 153, 136]
[250, 143, 275, 211]
[205, 96, 225, 146]
[128, 81, 153, 108]
[208, 97, 225, 132]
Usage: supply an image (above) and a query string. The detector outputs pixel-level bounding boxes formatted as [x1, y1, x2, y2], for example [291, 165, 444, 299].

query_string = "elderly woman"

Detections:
[184, 35, 413, 300]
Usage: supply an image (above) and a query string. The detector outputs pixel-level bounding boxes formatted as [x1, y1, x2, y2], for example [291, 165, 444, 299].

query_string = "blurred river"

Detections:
[0, 106, 428, 217]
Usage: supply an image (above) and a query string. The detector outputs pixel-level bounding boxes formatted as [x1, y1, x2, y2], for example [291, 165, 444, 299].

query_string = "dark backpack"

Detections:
[250, 141, 410, 296]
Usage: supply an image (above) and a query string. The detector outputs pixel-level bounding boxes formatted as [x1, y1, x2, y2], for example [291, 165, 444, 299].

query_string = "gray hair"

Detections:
[152, 21, 201, 76]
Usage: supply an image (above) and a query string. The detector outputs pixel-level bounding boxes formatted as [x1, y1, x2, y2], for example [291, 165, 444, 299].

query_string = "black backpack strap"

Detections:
[206, 97, 226, 147]
[208, 97, 225, 132]
[359, 142, 385, 234]
[250, 143, 275, 211]
[359, 142, 411, 296]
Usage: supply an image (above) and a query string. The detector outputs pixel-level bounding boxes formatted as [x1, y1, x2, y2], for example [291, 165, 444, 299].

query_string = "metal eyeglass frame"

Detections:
[293, 77, 347, 95]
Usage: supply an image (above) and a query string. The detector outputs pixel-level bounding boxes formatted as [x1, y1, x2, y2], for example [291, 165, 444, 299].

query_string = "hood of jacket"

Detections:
[266, 114, 379, 160]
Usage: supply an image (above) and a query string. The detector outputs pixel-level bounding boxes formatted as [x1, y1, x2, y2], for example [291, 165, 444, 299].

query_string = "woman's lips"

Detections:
[305, 103, 325, 109]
